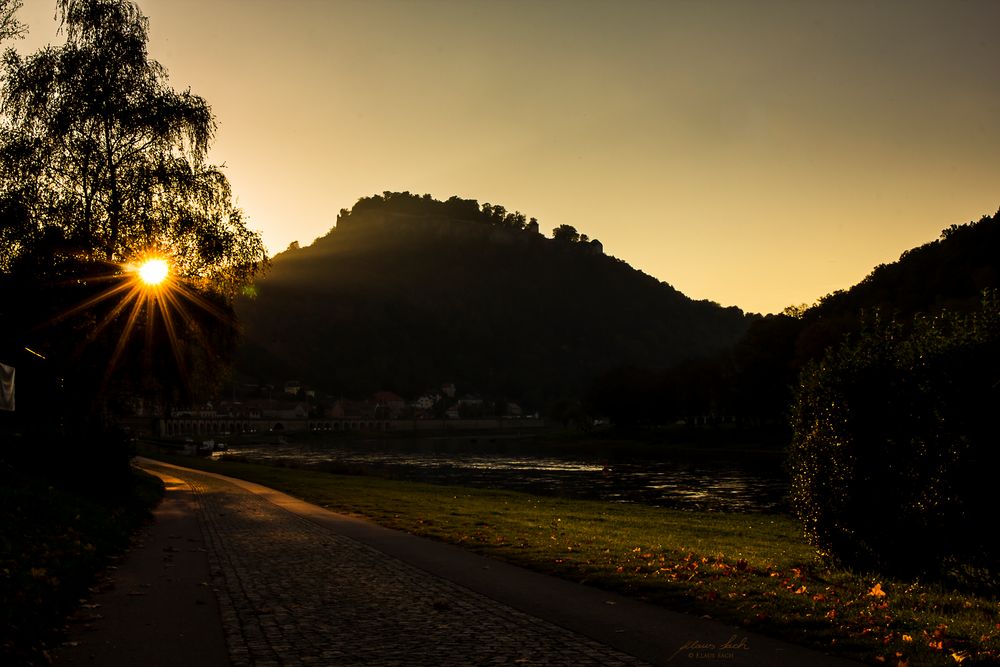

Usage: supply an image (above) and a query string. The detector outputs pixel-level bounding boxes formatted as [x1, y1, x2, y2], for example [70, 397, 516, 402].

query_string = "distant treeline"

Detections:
[586, 208, 1000, 430]
[333, 191, 601, 250]
[338, 191, 540, 232]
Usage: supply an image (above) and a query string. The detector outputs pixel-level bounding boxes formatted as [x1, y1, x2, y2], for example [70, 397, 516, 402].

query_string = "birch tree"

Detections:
[0, 0, 265, 293]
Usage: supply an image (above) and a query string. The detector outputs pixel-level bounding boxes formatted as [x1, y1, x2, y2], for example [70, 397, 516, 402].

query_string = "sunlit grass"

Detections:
[143, 450, 1000, 666]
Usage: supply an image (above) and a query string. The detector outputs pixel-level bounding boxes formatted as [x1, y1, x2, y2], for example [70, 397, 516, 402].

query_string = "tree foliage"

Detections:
[0, 0, 266, 419]
[789, 295, 1000, 579]
[0, 0, 24, 42]
[552, 224, 580, 243]
[0, 0, 265, 291]
[338, 191, 535, 233]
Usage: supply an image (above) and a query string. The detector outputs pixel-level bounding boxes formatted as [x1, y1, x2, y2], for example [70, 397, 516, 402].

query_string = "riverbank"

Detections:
[179, 425, 791, 512]
[0, 463, 163, 665]
[141, 448, 1000, 665]
[217, 423, 792, 460]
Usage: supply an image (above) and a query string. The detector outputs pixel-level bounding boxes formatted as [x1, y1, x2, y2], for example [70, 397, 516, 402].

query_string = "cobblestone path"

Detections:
[147, 463, 648, 667]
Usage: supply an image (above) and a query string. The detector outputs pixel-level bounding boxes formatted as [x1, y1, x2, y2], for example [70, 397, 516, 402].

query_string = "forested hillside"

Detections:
[586, 208, 1000, 428]
[234, 192, 751, 405]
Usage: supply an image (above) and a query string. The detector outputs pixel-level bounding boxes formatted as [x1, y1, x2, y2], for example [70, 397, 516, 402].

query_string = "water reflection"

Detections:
[217, 442, 789, 513]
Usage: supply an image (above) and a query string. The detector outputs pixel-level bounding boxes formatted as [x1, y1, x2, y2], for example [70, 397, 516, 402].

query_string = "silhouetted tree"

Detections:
[0, 0, 265, 290]
[0, 0, 266, 436]
[552, 224, 579, 242]
[0, 0, 24, 41]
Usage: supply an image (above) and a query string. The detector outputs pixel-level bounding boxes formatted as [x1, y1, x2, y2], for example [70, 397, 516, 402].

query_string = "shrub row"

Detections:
[790, 293, 999, 582]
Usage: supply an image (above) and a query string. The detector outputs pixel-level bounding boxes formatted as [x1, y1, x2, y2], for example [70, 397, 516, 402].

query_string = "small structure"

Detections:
[373, 390, 406, 419]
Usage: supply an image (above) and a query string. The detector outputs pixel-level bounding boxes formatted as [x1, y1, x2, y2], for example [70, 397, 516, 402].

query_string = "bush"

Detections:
[1, 421, 135, 501]
[789, 293, 1000, 580]
[0, 465, 163, 665]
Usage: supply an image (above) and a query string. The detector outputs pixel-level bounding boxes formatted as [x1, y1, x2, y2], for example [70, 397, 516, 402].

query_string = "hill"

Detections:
[793, 209, 1000, 361]
[234, 192, 752, 406]
[584, 207, 1000, 427]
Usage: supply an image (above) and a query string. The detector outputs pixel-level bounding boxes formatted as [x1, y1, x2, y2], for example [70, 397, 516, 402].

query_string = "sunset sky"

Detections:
[15, 0, 1000, 314]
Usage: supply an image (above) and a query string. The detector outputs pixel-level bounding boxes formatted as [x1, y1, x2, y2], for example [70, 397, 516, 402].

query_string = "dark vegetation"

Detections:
[585, 210, 1000, 431]
[0, 460, 163, 665]
[235, 191, 751, 407]
[0, 1, 263, 661]
[588, 209, 1000, 584]
[0, 0, 265, 413]
[791, 296, 1000, 586]
[0, 0, 996, 658]
[0, 0, 264, 458]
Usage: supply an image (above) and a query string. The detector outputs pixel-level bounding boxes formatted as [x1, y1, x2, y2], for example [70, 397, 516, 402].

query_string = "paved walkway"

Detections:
[53, 468, 229, 666]
[56, 458, 856, 666]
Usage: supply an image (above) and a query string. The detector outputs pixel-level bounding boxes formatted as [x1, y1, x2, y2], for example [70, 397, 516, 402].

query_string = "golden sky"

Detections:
[16, 0, 1000, 314]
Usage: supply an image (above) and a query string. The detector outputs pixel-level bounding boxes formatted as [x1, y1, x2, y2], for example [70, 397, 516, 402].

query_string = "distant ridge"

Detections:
[234, 192, 752, 405]
[794, 207, 1000, 361]
[581, 207, 1000, 429]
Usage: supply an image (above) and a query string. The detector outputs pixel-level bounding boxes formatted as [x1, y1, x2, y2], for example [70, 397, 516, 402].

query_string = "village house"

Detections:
[372, 390, 406, 418]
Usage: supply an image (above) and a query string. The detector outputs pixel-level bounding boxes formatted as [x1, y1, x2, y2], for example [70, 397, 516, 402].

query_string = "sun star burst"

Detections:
[44, 253, 232, 394]
[138, 258, 169, 286]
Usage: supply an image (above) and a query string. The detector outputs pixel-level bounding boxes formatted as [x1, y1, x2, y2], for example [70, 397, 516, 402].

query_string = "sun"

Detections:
[45, 251, 233, 395]
[138, 258, 170, 286]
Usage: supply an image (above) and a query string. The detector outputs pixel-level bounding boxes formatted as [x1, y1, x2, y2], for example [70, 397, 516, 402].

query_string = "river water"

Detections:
[216, 439, 790, 513]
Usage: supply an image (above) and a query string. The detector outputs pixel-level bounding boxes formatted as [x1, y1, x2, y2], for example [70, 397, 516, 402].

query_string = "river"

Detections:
[215, 438, 790, 513]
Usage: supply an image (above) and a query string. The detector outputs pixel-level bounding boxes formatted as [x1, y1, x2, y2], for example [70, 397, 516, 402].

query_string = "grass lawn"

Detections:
[147, 449, 1000, 666]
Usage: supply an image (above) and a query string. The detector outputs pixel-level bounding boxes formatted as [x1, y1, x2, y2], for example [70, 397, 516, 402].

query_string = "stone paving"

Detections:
[146, 462, 648, 666]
